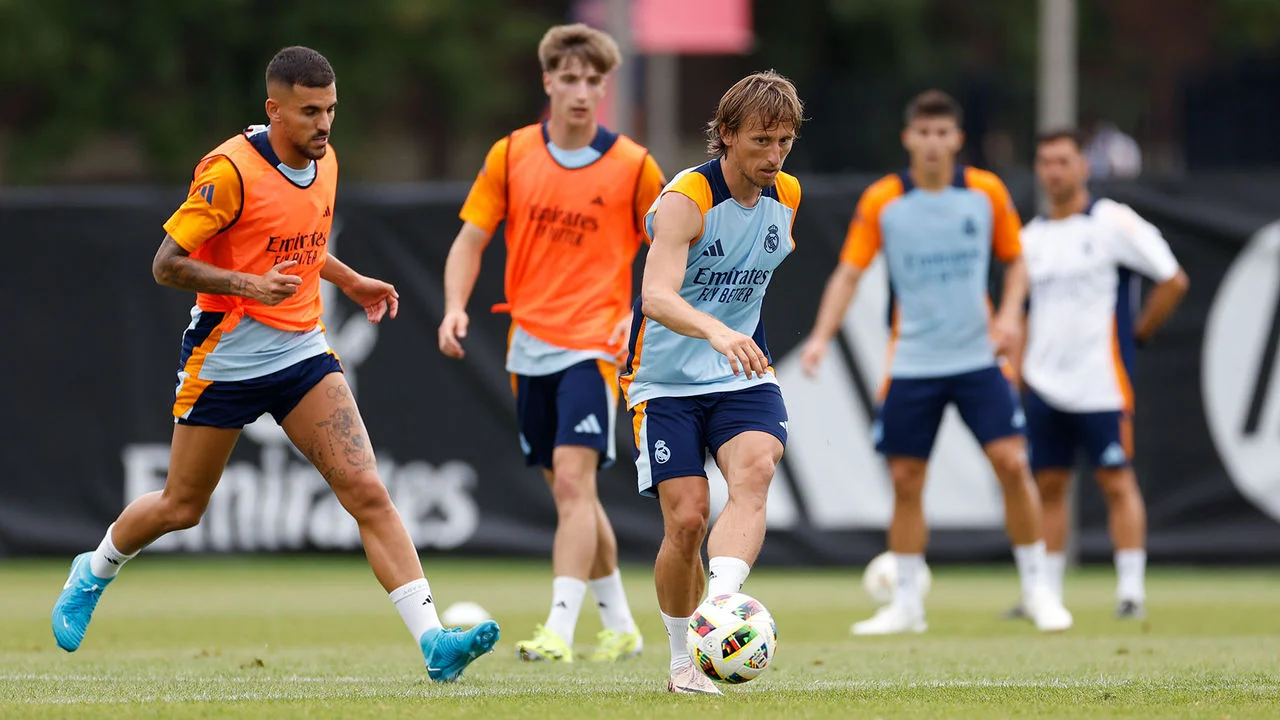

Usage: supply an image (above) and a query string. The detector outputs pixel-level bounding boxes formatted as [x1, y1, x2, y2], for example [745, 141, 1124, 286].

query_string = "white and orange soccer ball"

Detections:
[686, 593, 777, 684]
[862, 551, 932, 605]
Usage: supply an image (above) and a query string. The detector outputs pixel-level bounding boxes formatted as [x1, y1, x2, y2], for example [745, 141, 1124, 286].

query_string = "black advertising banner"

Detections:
[2, 175, 1278, 564]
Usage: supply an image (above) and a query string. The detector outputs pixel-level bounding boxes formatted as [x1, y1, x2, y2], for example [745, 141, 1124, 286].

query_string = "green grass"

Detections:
[2, 557, 1277, 718]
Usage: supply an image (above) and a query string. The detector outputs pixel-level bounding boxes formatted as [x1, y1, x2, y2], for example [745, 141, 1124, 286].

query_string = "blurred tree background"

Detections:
[0, 0, 1277, 184]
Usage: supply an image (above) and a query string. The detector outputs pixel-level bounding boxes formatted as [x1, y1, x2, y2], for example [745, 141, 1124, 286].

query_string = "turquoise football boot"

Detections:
[420, 620, 501, 682]
[52, 552, 113, 652]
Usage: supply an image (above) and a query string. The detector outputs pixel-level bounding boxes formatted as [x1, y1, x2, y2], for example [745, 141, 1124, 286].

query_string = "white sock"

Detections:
[545, 576, 587, 645]
[1115, 548, 1147, 602]
[706, 556, 751, 598]
[892, 553, 926, 614]
[1013, 541, 1048, 601]
[390, 578, 442, 642]
[589, 569, 637, 634]
[662, 611, 692, 671]
[1045, 552, 1067, 603]
[89, 524, 136, 579]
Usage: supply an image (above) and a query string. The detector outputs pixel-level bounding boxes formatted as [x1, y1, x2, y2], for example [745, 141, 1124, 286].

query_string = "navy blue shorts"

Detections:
[514, 359, 617, 470]
[629, 383, 788, 497]
[874, 365, 1024, 459]
[173, 351, 343, 429]
[1023, 386, 1132, 472]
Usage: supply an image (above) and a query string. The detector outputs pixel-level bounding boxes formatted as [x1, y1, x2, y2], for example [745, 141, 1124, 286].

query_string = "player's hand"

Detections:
[438, 310, 469, 359]
[252, 260, 303, 306]
[608, 313, 633, 364]
[991, 313, 1023, 357]
[341, 275, 399, 323]
[709, 327, 769, 378]
[799, 335, 829, 379]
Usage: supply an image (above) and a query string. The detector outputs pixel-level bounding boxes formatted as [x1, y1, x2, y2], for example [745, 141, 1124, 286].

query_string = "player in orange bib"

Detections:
[51, 46, 498, 683]
[438, 24, 665, 663]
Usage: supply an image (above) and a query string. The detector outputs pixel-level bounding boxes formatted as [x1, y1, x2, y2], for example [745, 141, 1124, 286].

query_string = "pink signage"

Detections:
[632, 0, 753, 54]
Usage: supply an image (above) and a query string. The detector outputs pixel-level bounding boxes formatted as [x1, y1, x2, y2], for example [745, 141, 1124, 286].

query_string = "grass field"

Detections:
[1, 557, 1276, 719]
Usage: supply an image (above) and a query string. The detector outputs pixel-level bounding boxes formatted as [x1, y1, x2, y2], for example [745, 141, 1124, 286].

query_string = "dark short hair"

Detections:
[266, 46, 335, 90]
[904, 89, 962, 126]
[1035, 128, 1086, 151]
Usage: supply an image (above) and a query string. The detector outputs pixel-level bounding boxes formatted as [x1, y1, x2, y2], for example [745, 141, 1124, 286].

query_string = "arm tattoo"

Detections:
[154, 237, 255, 299]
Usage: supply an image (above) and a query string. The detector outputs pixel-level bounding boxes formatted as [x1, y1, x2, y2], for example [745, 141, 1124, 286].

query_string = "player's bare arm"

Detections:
[321, 255, 399, 323]
[800, 262, 864, 378]
[438, 221, 493, 359]
[992, 255, 1029, 356]
[151, 235, 301, 306]
[1135, 267, 1189, 343]
[641, 192, 768, 378]
[1008, 314, 1029, 388]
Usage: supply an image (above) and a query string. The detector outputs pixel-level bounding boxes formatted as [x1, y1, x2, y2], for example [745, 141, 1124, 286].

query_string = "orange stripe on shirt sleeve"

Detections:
[664, 171, 714, 214]
[458, 136, 510, 233]
[965, 167, 1023, 262]
[171, 327, 226, 419]
[646, 171, 713, 245]
[162, 155, 243, 253]
[839, 175, 902, 269]
[774, 172, 802, 243]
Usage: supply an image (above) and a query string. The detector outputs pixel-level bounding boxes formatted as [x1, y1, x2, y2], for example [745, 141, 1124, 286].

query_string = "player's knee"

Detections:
[890, 464, 926, 501]
[665, 500, 710, 550]
[989, 444, 1030, 484]
[550, 468, 594, 510]
[733, 453, 777, 497]
[1096, 470, 1139, 505]
[337, 475, 396, 521]
[162, 496, 208, 531]
[1038, 482, 1067, 504]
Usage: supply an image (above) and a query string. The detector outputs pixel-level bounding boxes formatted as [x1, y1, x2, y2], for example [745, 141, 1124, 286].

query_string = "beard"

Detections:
[297, 135, 328, 160]
[738, 165, 778, 190]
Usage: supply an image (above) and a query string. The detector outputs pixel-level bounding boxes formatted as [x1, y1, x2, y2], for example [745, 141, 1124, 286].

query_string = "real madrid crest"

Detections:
[764, 224, 780, 253]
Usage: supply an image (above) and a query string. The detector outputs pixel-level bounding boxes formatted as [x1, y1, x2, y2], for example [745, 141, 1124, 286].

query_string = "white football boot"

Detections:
[851, 604, 927, 636]
[1024, 588, 1073, 633]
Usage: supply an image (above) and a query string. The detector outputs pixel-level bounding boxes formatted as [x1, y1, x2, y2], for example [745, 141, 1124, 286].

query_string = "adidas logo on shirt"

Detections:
[574, 414, 603, 435]
[701, 239, 725, 257]
[323, 205, 332, 217]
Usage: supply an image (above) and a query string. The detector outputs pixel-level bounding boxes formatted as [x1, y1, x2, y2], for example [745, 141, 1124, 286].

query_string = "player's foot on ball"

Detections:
[590, 629, 643, 662]
[515, 624, 573, 662]
[1115, 599, 1146, 620]
[51, 552, 113, 652]
[850, 604, 927, 635]
[1025, 589, 1073, 633]
[420, 620, 500, 683]
[666, 663, 723, 695]
[1000, 601, 1028, 621]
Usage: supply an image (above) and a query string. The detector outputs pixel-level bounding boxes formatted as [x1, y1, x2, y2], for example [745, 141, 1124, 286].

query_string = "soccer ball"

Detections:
[686, 593, 777, 684]
[862, 551, 931, 605]
[441, 601, 491, 627]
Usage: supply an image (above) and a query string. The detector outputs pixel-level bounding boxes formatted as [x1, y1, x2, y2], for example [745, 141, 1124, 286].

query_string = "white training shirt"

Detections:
[1021, 198, 1180, 413]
